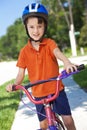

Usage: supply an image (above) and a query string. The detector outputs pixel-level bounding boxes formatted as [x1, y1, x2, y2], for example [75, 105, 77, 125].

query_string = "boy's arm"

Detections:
[6, 68, 25, 92]
[53, 47, 77, 73]
[14, 68, 25, 85]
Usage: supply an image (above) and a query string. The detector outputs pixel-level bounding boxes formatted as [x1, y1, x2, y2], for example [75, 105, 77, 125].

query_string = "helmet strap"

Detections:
[30, 36, 43, 42]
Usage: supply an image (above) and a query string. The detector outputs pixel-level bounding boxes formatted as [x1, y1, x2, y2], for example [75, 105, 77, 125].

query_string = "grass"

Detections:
[73, 65, 87, 92]
[0, 75, 29, 130]
[63, 46, 87, 57]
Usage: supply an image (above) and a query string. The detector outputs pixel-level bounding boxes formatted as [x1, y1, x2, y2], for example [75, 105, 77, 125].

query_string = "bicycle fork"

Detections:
[44, 104, 58, 130]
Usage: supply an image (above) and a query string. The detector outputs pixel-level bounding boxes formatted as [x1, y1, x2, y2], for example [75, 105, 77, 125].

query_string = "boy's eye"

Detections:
[27, 23, 44, 30]
[29, 26, 34, 29]
[38, 25, 42, 28]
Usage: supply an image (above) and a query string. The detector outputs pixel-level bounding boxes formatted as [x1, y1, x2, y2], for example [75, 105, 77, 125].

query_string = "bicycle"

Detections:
[12, 64, 85, 130]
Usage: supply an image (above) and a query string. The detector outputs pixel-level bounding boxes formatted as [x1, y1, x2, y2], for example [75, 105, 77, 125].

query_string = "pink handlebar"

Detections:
[13, 79, 60, 104]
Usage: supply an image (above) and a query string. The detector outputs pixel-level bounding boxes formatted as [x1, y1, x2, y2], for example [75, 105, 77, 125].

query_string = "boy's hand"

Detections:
[64, 62, 78, 73]
[6, 84, 13, 92]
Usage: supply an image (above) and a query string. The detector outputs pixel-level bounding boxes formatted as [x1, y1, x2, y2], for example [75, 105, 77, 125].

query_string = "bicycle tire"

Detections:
[54, 114, 65, 130]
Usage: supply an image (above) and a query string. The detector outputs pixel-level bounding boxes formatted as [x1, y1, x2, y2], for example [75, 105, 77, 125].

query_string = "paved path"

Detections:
[63, 77, 87, 130]
[0, 61, 18, 85]
[0, 55, 87, 130]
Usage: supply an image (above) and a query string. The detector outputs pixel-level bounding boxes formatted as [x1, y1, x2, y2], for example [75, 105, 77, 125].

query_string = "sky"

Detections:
[0, 0, 41, 37]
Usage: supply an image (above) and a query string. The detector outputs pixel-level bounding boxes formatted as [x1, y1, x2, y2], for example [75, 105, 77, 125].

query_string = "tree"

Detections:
[42, 0, 69, 49]
[0, 18, 28, 59]
[0, 35, 8, 60]
[79, 23, 87, 47]
[72, 0, 84, 31]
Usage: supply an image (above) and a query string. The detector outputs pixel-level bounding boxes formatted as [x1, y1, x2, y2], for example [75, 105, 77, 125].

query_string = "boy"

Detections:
[6, 3, 76, 130]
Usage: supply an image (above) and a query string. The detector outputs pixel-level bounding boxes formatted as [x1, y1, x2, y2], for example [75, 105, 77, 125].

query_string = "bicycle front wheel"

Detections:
[54, 114, 65, 130]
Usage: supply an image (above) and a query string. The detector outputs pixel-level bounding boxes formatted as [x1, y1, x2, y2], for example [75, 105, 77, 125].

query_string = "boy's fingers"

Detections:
[67, 65, 78, 73]
[6, 84, 12, 92]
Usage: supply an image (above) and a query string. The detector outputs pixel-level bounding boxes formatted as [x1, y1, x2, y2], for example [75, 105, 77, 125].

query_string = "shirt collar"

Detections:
[28, 38, 47, 48]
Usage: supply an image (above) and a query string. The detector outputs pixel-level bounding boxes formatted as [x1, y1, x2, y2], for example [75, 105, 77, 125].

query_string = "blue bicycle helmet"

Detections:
[22, 3, 48, 24]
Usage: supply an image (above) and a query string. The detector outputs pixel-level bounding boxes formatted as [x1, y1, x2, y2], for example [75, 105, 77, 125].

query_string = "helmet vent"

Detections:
[29, 3, 39, 12]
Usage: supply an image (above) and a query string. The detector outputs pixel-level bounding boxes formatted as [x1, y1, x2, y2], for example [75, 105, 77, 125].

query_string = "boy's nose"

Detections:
[34, 27, 38, 33]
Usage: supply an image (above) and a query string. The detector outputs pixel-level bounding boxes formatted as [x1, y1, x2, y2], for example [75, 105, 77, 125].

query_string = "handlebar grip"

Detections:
[12, 84, 17, 91]
[60, 64, 85, 79]
[77, 64, 85, 71]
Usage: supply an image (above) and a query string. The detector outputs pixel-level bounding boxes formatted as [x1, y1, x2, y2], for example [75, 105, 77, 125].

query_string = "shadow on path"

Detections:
[62, 76, 87, 112]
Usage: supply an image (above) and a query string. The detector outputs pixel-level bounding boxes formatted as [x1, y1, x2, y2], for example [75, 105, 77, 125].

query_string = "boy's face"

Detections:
[26, 17, 45, 42]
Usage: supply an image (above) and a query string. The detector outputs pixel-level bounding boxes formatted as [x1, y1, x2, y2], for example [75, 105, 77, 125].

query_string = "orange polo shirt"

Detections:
[16, 38, 64, 97]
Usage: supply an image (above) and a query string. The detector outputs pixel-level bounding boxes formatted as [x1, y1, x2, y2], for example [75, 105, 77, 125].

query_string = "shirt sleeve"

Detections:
[48, 39, 58, 58]
[16, 49, 26, 68]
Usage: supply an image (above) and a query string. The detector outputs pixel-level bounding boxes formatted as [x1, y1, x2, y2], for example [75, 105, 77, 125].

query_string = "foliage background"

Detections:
[0, 0, 87, 60]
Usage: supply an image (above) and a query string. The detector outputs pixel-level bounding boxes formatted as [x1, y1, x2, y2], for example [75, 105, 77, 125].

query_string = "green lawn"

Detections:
[0, 76, 29, 130]
[73, 65, 87, 92]
[0, 81, 20, 130]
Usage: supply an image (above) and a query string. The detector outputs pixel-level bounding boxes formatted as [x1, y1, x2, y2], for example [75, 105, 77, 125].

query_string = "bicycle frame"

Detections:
[12, 64, 85, 130]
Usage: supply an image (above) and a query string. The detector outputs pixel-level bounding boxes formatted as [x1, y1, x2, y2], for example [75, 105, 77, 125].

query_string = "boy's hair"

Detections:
[25, 16, 47, 25]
